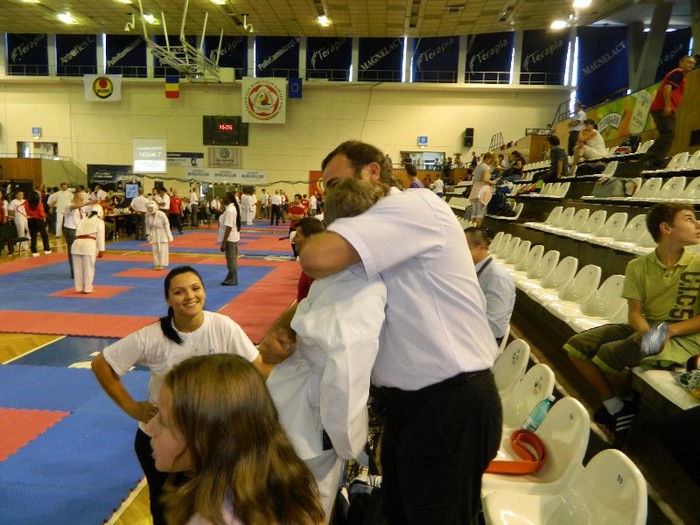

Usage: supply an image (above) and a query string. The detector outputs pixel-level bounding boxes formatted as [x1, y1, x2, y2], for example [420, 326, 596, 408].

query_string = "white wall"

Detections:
[0, 77, 569, 194]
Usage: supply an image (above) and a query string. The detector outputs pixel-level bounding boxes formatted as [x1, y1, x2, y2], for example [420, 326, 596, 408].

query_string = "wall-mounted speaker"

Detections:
[464, 127, 474, 148]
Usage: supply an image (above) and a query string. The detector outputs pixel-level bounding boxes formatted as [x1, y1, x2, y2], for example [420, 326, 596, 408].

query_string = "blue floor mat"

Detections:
[13, 336, 118, 368]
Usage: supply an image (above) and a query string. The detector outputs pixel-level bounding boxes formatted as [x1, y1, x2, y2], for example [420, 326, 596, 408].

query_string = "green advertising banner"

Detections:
[587, 82, 661, 142]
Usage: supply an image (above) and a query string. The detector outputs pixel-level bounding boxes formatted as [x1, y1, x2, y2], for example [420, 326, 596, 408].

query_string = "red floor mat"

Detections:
[0, 407, 70, 462]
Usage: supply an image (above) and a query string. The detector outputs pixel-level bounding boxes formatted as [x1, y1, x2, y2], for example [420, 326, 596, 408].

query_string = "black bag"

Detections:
[575, 162, 605, 176]
[487, 187, 515, 216]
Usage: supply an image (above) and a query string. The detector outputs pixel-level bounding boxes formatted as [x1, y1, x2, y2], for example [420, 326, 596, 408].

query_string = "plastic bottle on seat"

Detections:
[522, 395, 556, 432]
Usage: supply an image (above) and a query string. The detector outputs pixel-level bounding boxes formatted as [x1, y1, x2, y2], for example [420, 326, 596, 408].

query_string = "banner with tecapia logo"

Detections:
[84, 74, 122, 102]
[241, 77, 286, 124]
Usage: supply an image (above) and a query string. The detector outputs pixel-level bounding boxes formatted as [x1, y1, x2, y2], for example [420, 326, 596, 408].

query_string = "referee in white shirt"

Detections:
[288, 141, 502, 524]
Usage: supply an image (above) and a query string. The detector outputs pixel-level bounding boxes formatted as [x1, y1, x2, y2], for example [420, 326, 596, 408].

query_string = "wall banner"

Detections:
[7, 34, 49, 76]
[205, 35, 247, 73]
[256, 36, 300, 78]
[208, 147, 242, 168]
[520, 30, 567, 85]
[306, 37, 352, 81]
[106, 35, 147, 78]
[577, 27, 628, 106]
[655, 28, 692, 83]
[412, 36, 459, 82]
[241, 77, 287, 124]
[185, 168, 267, 184]
[357, 37, 404, 82]
[586, 83, 661, 142]
[56, 34, 97, 76]
[87, 164, 133, 189]
[466, 32, 514, 83]
[167, 152, 204, 168]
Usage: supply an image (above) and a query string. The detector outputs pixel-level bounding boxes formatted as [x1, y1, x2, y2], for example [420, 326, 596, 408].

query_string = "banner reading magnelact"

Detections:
[577, 27, 628, 106]
[241, 77, 286, 124]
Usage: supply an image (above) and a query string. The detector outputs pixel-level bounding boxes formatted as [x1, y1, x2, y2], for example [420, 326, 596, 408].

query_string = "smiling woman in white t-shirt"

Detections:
[91, 266, 268, 525]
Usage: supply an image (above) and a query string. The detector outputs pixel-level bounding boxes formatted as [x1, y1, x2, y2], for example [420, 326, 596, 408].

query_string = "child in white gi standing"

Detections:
[72, 204, 106, 294]
[146, 201, 173, 270]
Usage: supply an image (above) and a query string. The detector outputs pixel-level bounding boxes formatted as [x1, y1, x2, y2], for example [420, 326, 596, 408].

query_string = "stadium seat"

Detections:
[567, 275, 627, 333]
[537, 207, 576, 233]
[551, 208, 590, 236]
[482, 449, 647, 525]
[503, 240, 532, 269]
[492, 339, 531, 396]
[628, 177, 662, 201]
[676, 176, 700, 203]
[646, 176, 686, 202]
[542, 264, 602, 318]
[482, 397, 591, 496]
[637, 139, 653, 154]
[494, 236, 521, 263]
[490, 233, 511, 256]
[516, 250, 560, 292]
[523, 256, 579, 301]
[524, 206, 563, 230]
[601, 214, 647, 251]
[500, 363, 556, 429]
[509, 244, 545, 283]
[566, 209, 607, 240]
[586, 212, 629, 246]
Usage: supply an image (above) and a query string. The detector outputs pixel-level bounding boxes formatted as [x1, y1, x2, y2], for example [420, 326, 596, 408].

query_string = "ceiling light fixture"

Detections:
[317, 15, 330, 27]
[143, 13, 157, 24]
[22, 0, 40, 3]
[117, 0, 133, 5]
[211, 0, 227, 5]
[572, 0, 592, 9]
[550, 19, 567, 29]
[57, 12, 76, 24]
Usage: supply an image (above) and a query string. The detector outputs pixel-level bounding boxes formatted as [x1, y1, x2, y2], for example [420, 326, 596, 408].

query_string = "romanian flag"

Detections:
[165, 75, 180, 99]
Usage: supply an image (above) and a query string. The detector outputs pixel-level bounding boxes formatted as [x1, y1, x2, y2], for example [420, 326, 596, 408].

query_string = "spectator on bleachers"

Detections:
[567, 101, 586, 155]
[430, 173, 444, 197]
[465, 227, 515, 345]
[406, 163, 423, 188]
[571, 119, 608, 166]
[537, 135, 569, 183]
[563, 202, 700, 447]
[468, 152, 497, 227]
[643, 55, 696, 170]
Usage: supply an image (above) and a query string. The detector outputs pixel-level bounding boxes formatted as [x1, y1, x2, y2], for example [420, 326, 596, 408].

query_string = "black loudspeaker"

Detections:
[464, 127, 474, 147]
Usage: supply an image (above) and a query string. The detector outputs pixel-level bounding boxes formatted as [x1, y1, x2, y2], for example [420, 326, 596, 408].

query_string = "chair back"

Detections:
[558, 182, 571, 197]
[577, 209, 606, 234]
[556, 207, 577, 229]
[565, 208, 591, 231]
[601, 160, 618, 176]
[516, 244, 544, 273]
[614, 214, 646, 243]
[600, 212, 628, 239]
[680, 176, 700, 200]
[580, 275, 625, 318]
[637, 139, 653, 154]
[533, 397, 590, 484]
[573, 449, 647, 525]
[656, 176, 686, 199]
[490, 233, 511, 255]
[506, 240, 531, 266]
[634, 178, 662, 199]
[543, 206, 563, 225]
[528, 250, 560, 280]
[498, 237, 521, 261]
[489, 231, 506, 252]
[501, 363, 555, 428]
[558, 264, 602, 303]
[541, 256, 578, 290]
[492, 339, 530, 394]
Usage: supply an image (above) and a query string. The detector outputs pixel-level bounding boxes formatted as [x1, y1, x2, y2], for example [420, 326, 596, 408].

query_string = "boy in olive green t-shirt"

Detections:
[564, 202, 700, 446]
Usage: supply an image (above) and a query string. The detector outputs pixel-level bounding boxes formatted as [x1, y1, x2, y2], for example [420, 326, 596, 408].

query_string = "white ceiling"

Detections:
[0, 0, 692, 38]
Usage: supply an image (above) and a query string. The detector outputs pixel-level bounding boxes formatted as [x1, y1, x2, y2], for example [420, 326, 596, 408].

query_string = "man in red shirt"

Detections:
[643, 55, 696, 169]
[288, 193, 307, 258]
[168, 189, 184, 234]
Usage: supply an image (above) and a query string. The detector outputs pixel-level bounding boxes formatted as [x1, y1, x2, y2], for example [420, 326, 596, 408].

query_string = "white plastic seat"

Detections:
[601, 160, 618, 177]
[637, 139, 653, 154]
[481, 396, 591, 496]
[509, 244, 545, 282]
[566, 209, 606, 240]
[587, 212, 629, 246]
[542, 264, 602, 318]
[524, 256, 579, 301]
[567, 275, 627, 333]
[482, 449, 648, 525]
[557, 181, 571, 197]
[490, 233, 512, 256]
[554, 208, 590, 236]
[667, 151, 690, 171]
[602, 214, 647, 251]
[516, 250, 560, 291]
[500, 363, 556, 429]
[676, 176, 700, 203]
[537, 206, 575, 233]
[494, 236, 521, 262]
[628, 230, 656, 256]
[491, 339, 531, 396]
[628, 177, 662, 201]
[525, 206, 563, 230]
[503, 240, 531, 269]
[647, 176, 686, 202]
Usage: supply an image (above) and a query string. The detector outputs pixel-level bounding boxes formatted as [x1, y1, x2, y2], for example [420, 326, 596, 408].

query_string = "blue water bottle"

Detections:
[522, 395, 556, 432]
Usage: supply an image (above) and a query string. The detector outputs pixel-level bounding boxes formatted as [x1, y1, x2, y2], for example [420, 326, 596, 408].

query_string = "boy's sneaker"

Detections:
[610, 398, 640, 448]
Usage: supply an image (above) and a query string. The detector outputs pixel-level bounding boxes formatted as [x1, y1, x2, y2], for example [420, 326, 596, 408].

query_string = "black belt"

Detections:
[371, 370, 490, 410]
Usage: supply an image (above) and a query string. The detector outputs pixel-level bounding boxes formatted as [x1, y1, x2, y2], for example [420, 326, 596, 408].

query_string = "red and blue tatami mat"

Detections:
[0, 235, 301, 523]
[0, 251, 299, 342]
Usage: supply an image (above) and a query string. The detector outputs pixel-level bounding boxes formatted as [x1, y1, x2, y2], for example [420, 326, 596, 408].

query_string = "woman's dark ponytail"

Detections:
[159, 306, 183, 344]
